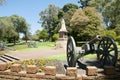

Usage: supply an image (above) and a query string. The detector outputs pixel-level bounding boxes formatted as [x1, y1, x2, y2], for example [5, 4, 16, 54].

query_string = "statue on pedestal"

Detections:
[55, 18, 68, 50]
[59, 18, 67, 40]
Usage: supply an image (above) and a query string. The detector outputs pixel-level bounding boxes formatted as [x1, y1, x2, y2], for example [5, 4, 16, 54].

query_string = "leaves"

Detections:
[39, 4, 60, 41]
[0, 15, 29, 42]
[70, 7, 104, 40]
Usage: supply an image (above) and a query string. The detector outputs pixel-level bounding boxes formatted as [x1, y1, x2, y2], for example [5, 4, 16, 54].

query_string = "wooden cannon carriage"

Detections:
[66, 35, 118, 67]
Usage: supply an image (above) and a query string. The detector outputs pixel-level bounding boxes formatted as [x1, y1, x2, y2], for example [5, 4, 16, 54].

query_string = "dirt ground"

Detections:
[9, 47, 65, 60]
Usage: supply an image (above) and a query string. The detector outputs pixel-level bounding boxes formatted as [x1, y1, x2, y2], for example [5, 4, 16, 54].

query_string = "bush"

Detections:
[100, 30, 117, 40]
[52, 34, 59, 42]
[116, 36, 120, 45]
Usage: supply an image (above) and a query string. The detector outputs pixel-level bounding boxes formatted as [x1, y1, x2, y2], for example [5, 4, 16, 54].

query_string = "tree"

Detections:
[78, 0, 120, 36]
[10, 15, 29, 44]
[0, 17, 18, 42]
[39, 4, 60, 41]
[0, 0, 5, 5]
[0, 15, 29, 44]
[61, 3, 78, 34]
[102, 0, 120, 29]
[78, 0, 111, 12]
[63, 3, 78, 12]
[35, 29, 48, 41]
[33, 30, 41, 41]
[78, 0, 91, 8]
[88, 0, 112, 12]
[70, 7, 104, 40]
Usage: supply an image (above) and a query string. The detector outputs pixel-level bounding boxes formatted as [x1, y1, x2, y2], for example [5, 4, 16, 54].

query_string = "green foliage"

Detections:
[70, 7, 104, 40]
[61, 3, 78, 36]
[10, 15, 29, 34]
[0, 17, 18, 41]
[0, 15, 29, 44]
[39, 4, 60, 41]
[80, 0, 120, 30]
[88, 0, 111, 12]
[116, 36, 120, 45]
[102, 0, 120, 29]
[39, 29, 48, 41]
[78, 0, 91, 8]
[31, 34, 39, 41]
[115, 25, 120, 36]
[35, 29, 48, 41]
[52, 33, 59, 42]
[78, 0, 120, 33]
[100, 30, 117, 40]
[63, 3, 78, 12]
[58, 9, 64, 19]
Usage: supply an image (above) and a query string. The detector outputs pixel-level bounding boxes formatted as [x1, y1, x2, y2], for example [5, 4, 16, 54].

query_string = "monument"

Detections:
[59, 18, 67, 40]
[55, 18, 67, 50]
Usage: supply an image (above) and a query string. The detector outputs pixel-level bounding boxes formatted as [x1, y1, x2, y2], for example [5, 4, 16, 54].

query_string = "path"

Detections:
[9, 48, 65, 60]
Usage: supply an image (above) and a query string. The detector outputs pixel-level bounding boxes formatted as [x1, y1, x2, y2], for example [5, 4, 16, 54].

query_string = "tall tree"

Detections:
[88, 0, 112, 12]
[0, 17, 18, 42]
[61, 3, 78, 33]
[70, 7, 104, 40]
[39, 4, 60, 41]
[63, 3, 78, 12]
[102, 0, 120, 29]
[78, 0, 91, 8]
[78, 0, 120, 35]
[10, 15, 29, 34]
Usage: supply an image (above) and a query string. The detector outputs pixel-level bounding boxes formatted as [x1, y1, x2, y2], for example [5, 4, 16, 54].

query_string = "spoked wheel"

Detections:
[97, 37, 118, 66]
[67, 36, 77, 67]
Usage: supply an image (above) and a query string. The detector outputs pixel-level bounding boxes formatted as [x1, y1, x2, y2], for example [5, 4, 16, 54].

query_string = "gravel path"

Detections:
[9, 48, 65, 60]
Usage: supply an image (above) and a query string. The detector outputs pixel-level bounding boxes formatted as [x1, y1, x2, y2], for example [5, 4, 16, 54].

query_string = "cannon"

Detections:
[66, 35, 118, 67]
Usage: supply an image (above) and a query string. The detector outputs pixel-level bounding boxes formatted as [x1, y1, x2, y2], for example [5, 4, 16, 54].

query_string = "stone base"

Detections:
[86, 66, 97, 76]
[55, 38, 67, 51]
[104, 66, 116, 75]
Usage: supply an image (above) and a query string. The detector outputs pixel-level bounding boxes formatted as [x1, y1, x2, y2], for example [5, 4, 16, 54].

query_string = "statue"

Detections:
[55, 18, 67, 51]
[59, 18, 67, 39]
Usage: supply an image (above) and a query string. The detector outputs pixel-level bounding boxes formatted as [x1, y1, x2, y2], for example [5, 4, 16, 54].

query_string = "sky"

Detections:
[0, 0, 79, 34]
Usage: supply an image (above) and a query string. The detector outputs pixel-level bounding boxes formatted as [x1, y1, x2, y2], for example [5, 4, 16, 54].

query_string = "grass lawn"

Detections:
[41, 53, 97, 61]
[43, 53, 66, 60]
[8, 41, 55, 53]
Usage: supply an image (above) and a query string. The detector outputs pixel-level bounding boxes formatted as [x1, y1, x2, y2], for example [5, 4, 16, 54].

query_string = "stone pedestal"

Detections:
[55, 38, 67, 51]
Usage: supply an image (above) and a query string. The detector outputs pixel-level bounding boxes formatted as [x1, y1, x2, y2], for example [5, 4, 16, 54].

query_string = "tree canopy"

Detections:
[39, 4, 60, 41]
[78, 0, 120, 37]
[70, 7, 104, 40]
[0, 15, 29, 44]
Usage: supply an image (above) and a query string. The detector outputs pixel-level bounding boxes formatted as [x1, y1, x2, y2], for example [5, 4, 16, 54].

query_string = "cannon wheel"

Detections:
[67, 36, 77, 67]
[97, 37, 118, 66]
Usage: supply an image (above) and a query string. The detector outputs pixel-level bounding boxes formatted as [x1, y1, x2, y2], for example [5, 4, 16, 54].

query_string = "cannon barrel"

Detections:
[81, 35, 102, 54]
[88, 35, 102, 44]
[66, 35, 118, 67]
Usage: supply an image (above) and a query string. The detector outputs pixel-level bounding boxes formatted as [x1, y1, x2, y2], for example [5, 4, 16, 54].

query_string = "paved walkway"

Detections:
[9, 48, 65, 60]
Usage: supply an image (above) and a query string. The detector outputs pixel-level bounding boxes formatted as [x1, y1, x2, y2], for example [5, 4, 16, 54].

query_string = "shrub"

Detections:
[100, 30, 117, 40]
[52, 33, 59, 42]
[116, 36, 120, 45]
